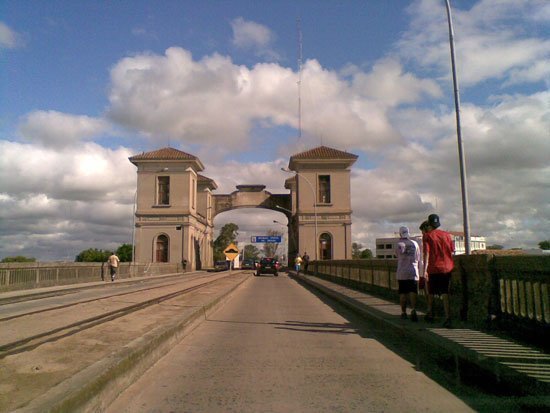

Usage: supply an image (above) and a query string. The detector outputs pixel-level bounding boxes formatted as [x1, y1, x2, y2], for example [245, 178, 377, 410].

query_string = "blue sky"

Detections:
[1, 0, 549, 260]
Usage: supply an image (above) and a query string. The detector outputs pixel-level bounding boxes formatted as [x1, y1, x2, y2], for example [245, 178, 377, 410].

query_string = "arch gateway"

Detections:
[129, 145, 357, 271]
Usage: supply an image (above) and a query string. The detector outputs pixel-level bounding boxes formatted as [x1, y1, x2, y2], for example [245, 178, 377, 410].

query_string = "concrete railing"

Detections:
[0, 262, 185, 292]
[309, 255, 549, 344]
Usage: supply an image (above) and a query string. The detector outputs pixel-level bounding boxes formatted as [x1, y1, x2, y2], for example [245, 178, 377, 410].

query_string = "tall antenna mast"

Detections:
[297, 17, 303, 139]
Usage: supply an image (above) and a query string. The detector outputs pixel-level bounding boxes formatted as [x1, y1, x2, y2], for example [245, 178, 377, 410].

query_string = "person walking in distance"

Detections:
[422, 214, 455, 327]
[302, 252, 310, 274]
[294, 254, 303, 275]
[107, 252, 120, 282]
[395, 226, 420, 322]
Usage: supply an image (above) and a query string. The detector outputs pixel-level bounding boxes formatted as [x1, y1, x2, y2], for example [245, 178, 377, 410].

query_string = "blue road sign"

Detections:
[251, 235, 282, 243]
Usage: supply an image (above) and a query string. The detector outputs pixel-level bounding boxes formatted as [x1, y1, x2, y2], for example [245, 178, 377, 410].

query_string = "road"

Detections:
[107, 273, 474, 412]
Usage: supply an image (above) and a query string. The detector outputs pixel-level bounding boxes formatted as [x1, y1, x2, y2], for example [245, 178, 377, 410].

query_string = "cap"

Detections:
[428, 214, 441, 229]
[419, 221, 429, 232]
[399, 226, 410, 238]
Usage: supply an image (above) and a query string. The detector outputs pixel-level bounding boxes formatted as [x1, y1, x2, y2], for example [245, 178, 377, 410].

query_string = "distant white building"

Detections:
[448, 232, 486, 255]
[376, 235, 424, 259]
[375, 232, 486, 258]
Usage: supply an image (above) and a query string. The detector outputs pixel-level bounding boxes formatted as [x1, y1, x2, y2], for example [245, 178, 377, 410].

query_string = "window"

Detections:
[191, 178, 196, 209]
[319, 232, 332, 260]
[155, 234, 169, 262]
[318, 175, 331, 203]
[157, 176, 170, 205]
[385, 244, 392, 249]
[376, 244, 384, 250]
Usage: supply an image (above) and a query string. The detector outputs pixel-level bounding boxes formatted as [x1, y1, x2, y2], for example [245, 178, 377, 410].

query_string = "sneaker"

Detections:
[424, 313, 434, 323]
[401, 312, 408, 320]
[410, 310, 418, 322]
[442, 318, 452, 328]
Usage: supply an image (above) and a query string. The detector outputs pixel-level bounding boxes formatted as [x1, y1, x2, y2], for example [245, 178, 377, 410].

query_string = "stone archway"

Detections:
[130, 145, 357, 269]
[212, 185, 291, 218]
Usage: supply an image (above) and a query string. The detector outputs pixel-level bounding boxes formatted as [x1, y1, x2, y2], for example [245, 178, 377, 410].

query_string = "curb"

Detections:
[15, 274, 251, 413]
[292, 272, 550, 399]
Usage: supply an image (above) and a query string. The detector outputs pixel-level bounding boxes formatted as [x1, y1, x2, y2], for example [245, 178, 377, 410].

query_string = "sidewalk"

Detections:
[291, 271, 550, 399]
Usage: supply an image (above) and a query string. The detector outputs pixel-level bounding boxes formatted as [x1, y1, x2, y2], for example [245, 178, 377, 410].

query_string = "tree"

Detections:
[262, 229, 282, 258]
[116, 244, 133, 262]
[243, 244, 260, 261]
[487, 244, 504, 250]
[360, 249, 373, 259]
[352, 242, 363, 259]
[213, 223, 239, 261]
[538, 240, 550, 250]
[1, 256, 36, 263]
[75, 248, 111, 262]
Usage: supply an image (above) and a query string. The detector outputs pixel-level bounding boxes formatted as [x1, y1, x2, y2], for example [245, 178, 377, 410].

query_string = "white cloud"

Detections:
[0, 141, 137, 260]
[107, 48, 444, 154]
[348, 90, 550, 251]
[230, 17, 279, 60]
[0, 22, 23, 49]
[18, 111, 110, 148]
[398, 0, 550, 87]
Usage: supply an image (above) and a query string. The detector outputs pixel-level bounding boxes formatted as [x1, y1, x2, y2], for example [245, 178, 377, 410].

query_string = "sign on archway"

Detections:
[251, 236, 282, 243]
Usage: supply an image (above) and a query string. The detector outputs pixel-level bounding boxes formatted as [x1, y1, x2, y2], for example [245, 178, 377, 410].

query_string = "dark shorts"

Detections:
[428, 272, 452, 295]
[109, 266, 117, 276]
[398, 279, 418, 294]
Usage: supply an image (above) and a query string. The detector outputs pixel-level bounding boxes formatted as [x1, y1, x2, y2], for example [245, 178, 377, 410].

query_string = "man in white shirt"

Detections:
[395, 226, 420, 321]
[107, 253, 120, 282]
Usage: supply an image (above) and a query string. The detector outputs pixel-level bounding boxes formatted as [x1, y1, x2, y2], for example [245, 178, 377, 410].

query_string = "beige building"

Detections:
[284, 146, 358, 262]
[129, 145, 358, 269]
[129, 148, 216, 270]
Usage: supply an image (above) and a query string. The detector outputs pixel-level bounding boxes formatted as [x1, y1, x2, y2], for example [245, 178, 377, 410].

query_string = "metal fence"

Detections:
[310, 256, 550, 327]
[0, 262, 184, 292]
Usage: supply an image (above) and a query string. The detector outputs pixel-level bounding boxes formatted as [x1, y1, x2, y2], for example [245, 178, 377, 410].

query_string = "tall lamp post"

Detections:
[273, 220, 291, 266]
[445, 0, 471, 255]
[281, 167, 318, 261]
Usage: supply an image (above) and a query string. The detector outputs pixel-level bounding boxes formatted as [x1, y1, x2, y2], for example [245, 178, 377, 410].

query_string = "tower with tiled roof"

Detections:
[129, 147, 216, 269]
[284, 145, 358, 262]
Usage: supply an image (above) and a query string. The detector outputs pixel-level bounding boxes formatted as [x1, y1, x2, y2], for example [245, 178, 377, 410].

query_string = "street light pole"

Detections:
[281, 167, 318, 261]
[445, 0, 471, 255]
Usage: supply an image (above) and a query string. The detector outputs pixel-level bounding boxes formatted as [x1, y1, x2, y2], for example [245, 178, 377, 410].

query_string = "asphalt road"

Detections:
[107, 273, 474, 412]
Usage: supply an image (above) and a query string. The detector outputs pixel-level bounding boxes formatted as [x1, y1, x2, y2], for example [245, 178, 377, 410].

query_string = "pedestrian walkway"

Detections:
[291, 271, 550, 398]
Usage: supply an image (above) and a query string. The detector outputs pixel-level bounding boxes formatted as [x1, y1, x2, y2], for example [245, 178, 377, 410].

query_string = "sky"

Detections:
[0, 0, 549, 261]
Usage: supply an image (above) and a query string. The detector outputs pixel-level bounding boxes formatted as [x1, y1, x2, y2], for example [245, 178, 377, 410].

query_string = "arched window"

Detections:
[319, 233, 332, 260]
[155, 234, 169, 262]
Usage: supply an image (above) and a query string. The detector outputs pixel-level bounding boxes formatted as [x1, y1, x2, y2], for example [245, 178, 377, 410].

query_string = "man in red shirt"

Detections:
[423, 214, 455, 327]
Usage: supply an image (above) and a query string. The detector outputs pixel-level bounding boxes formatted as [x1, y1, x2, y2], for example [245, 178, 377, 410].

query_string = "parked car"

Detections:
[241, 259, 255, 270]
[214, 260, 230, 271]
[255, 257, 280, 277]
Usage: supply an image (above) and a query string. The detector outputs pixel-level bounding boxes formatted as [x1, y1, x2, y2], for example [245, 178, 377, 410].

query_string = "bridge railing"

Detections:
[0, 262, 185, 292]
[310, 255, 549, 344]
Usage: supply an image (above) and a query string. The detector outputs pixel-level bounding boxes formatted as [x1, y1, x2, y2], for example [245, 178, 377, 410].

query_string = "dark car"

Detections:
[241, 259, 255, 270]
[214, 260, 230, 271]
[255, 257, 280, 277]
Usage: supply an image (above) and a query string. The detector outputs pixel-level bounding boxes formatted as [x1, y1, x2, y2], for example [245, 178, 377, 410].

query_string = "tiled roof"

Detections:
[129, 147, 198, 161]
[198, 174, 218, 190]
[290, 145, 358, 160]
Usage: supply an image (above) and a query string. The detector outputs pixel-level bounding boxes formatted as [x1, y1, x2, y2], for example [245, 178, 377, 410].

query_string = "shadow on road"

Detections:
[289, 275, 550, 413]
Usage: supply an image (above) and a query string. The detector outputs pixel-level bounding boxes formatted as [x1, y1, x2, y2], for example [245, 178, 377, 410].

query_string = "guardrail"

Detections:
[0, 262, 185, 292]
[309, 255, 549, 345]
